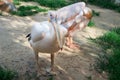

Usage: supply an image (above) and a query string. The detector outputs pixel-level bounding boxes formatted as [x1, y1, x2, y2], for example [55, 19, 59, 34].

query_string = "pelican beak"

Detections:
[53, 22, 63, 50]
[60, 48, 63, 51]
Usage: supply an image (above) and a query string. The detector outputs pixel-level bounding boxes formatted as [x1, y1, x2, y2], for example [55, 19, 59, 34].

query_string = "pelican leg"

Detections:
[49, 53, 56, 75]
[66, 34, 72, 48]
[34, 51, 45, 76]
[51, 53, 55, 71]
[69, 36, 73, 47]
[66, 36, 70, 46]
[65, 32, 71, 47]
[66, 35, 80, 49]
[34, 51, 40, 69]
[69, 38, 80, 49]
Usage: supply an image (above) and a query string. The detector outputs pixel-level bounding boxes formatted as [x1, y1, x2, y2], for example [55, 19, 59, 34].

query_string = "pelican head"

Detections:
[75, 7, 93, 26]
[83, 7, 92, 20]
[48, 10, 57, 22]
[49, 12, 64, 50]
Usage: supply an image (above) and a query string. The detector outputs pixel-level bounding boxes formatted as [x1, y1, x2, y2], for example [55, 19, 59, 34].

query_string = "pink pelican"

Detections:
[48, 3, 92, 49]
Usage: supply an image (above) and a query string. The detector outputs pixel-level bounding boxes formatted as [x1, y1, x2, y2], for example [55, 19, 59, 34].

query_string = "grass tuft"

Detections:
[11, 6, 48, 16]
[37, 0, 68, 9]
[91, 27, 120, 80]
[13, 0, 21, 5]
[88, 0, 120, 13]
[92, 10, 100, 17]
[88, 20, 95, 27]
[19, 0, 72, 9]
[94, 31, 120, 50]
[0, 66, 16, 80]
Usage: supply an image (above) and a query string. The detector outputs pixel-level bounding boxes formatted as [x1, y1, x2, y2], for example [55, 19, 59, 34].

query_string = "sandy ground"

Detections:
[0, 4, 120, 80]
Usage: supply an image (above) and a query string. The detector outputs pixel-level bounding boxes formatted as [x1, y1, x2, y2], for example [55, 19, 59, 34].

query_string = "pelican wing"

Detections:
[26, 32, 45, 42]
[32, 32, 45, 42]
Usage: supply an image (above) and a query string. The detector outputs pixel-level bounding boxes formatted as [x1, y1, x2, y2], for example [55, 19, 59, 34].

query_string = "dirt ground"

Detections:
[0, 4, 120, 80]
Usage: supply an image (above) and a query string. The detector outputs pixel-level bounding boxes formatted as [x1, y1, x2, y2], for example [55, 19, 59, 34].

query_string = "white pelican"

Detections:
[26, 18, 67, 75]
[48, 4, 92, 49]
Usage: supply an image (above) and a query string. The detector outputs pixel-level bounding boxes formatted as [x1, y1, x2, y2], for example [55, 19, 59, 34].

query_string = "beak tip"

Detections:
[60, 48, 63, 51]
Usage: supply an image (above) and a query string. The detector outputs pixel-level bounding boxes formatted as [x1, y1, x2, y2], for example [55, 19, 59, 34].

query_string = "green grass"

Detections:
[87, 0, 120, 13]
[93, 29, 120, 50]
[20, 0, 73, 9]
[92, 10, 100, 17]
[48, 75, 54, 80]
[92, 27, 120, 80]
[36, 0, 68, 9]
[0, 66, 16, 80]
[73, 0, 120, 13]
[18, 0, 120, 13]
[87, 10, 99, 27]
[87, 20, 95, 27]
[13, 0, 21, 5]
[11, 6, 48, 16]
[0, 12, 2, 16]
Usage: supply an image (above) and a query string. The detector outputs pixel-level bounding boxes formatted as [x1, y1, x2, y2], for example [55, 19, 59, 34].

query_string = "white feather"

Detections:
[29, 21, 67, 53]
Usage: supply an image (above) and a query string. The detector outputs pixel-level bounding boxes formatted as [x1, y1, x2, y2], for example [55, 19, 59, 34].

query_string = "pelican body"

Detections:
[48, 3, 92, 48]
[29, 21, 67, 53]
[27, 21, 67, 75]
